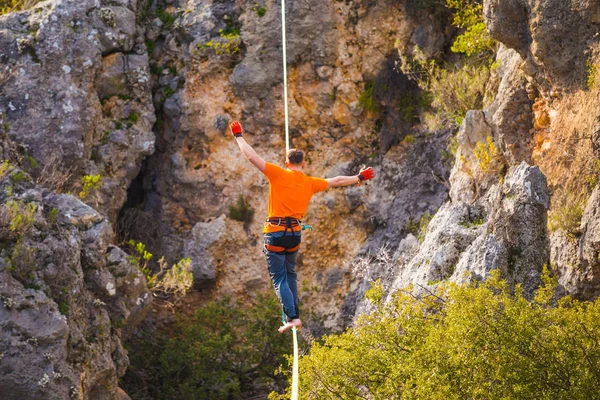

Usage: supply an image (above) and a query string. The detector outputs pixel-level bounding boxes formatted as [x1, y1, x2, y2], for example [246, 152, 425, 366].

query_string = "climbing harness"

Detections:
[280, 1, 299, 399]
[265, 217, 302, 253]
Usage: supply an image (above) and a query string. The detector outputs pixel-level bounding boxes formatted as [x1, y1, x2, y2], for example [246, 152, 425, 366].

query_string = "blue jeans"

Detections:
[264, 231, 301, 322]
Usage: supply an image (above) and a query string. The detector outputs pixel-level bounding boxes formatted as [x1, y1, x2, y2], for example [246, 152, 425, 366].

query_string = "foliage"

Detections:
[145, 39, 155, 55]
[398, 0, 495, 129]
[548, 194, 586, 237]
[7, 199, 36, 234]
[152, 257, 194, 297]
[358, 81, 380, 114]
[450, 21, 496, 57]
[417, 212, 433, 242]
[48, 207, 58, 224]
[254, 6, 267, 17]
[0, 159, 9, 177]
[473, 136, 500, 172]
[428, 62, 490, 125]
[405, 212, 433, 242]
[126, 239, 154, 284]
[79, 174, 101, 200]
[402, 135, 416, 145]
[292, 268, 600, 399]
[400, 49, 491, 127]
[441, 134, 459, 166]
[156, 7, 177, 29]
[446, 0, 496, 57]
[459, 216, 483, 228]
[0, 0, 43, 15]
[229, 195, 255, 223]
[126, 241, 193, 296]
[10, 170, 28, 184]
[123, 293, 290, 400]
[198, 29, 242, 56]
[127, 111, 140, 124]
[586, 158, 600, 188]
[587, 59, 598, 90]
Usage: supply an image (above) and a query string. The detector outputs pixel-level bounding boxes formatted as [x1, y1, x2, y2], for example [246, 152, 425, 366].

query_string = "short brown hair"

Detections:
[286, 149, 304, 165]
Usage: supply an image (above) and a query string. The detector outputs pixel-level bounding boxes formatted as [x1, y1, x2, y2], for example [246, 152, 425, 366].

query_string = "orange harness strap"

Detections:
[265, 243, 301, 253]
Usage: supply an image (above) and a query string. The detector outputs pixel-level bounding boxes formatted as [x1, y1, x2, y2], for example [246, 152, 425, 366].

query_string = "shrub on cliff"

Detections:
[281, 268, 600, 399]
[123, 293, 291, 400]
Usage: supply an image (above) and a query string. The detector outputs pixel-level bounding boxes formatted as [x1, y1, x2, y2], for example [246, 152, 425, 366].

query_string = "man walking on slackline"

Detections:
[230, 121, 375, 333]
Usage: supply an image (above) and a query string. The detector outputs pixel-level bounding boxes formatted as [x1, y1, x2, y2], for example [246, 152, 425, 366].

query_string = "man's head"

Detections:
[286, 148, 305, 168]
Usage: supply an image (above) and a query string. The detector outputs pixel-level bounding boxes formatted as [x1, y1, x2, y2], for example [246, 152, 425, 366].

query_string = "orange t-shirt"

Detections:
[263, 162, 329, 233]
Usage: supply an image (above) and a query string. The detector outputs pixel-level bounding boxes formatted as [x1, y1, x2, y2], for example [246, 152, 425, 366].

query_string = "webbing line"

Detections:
[282, 2, 299, 398]
[282, 309, 299, 400]
[282, 0, 290, 155]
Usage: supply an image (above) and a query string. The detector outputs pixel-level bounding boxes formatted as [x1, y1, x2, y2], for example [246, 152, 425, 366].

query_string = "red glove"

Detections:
[230, 121, 243, 138]
[358, 167, 374, 185]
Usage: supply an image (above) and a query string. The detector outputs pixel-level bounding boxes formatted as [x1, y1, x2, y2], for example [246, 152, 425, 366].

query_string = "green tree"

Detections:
[446, 0, 496, 57]
[156, 293, 291, 400]
[291, 269, 600, 399]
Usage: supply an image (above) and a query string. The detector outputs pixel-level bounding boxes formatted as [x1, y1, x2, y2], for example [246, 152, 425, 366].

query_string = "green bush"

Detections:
[402, 135, 416, 145]
[0, 160, 10, 177]
[548, 194, 586, 237]
[446, 0, 496, 57]
[358, 81, 380, 114]
[123, 293, 291, 400]
[290, 268, 600, 399]
[428, 62, 490, 126]
[229, 196, 255, 223]
[198, 29, 242, 56]
[7, 199, 36, 234]
[254, 6, 267, 17]
[156, 7, 177, 29]
[473, 136, 500, 172]
[127, 111, 140, 124]
[587, 59, 598, 90]
[79, 174, 101, 200]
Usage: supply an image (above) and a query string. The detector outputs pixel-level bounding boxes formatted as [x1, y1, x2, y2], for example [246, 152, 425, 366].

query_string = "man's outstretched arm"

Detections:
[230, 121, 266, 173]
[326, 167, 374, 188]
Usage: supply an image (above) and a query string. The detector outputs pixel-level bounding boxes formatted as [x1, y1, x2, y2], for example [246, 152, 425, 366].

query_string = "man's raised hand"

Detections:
[230, 121, 243, 138]
[358, 167, 375, 184]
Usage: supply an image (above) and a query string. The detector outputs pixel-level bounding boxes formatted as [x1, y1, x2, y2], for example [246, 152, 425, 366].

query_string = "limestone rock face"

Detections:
[480, 0, 600, 300]
[484, 0, 600, 89]
[551, 187, 600, 299]
[0, 169, 151, 399]
[0, 0, 155, 221]
[388, 162, 548, 297]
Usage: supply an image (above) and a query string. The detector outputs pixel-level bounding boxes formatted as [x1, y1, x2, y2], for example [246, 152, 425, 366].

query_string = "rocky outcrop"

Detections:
[0, 0, 155, 221]
[0, 167, 151, 399]
[551, 187, 600, 299]
[485, 0, 600, 90]
[387, 162, 548, 297]
[482, 0, 600, 300]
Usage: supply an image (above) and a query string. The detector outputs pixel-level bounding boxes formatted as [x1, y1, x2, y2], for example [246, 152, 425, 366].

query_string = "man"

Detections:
[230, 121, 375, 333]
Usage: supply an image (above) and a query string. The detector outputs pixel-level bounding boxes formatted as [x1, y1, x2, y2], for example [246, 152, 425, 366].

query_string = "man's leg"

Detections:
[277, 250, 302, 333]
[285, 251, 299, 320]
[265, 249, 298, 322]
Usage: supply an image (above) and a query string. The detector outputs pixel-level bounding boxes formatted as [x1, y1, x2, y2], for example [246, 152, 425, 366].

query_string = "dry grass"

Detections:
[35, 153, 74, 194]
[0, 0, 44, 15]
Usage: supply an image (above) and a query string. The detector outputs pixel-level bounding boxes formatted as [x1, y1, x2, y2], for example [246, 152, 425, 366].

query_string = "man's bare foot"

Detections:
[278, 318, 302, 333]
